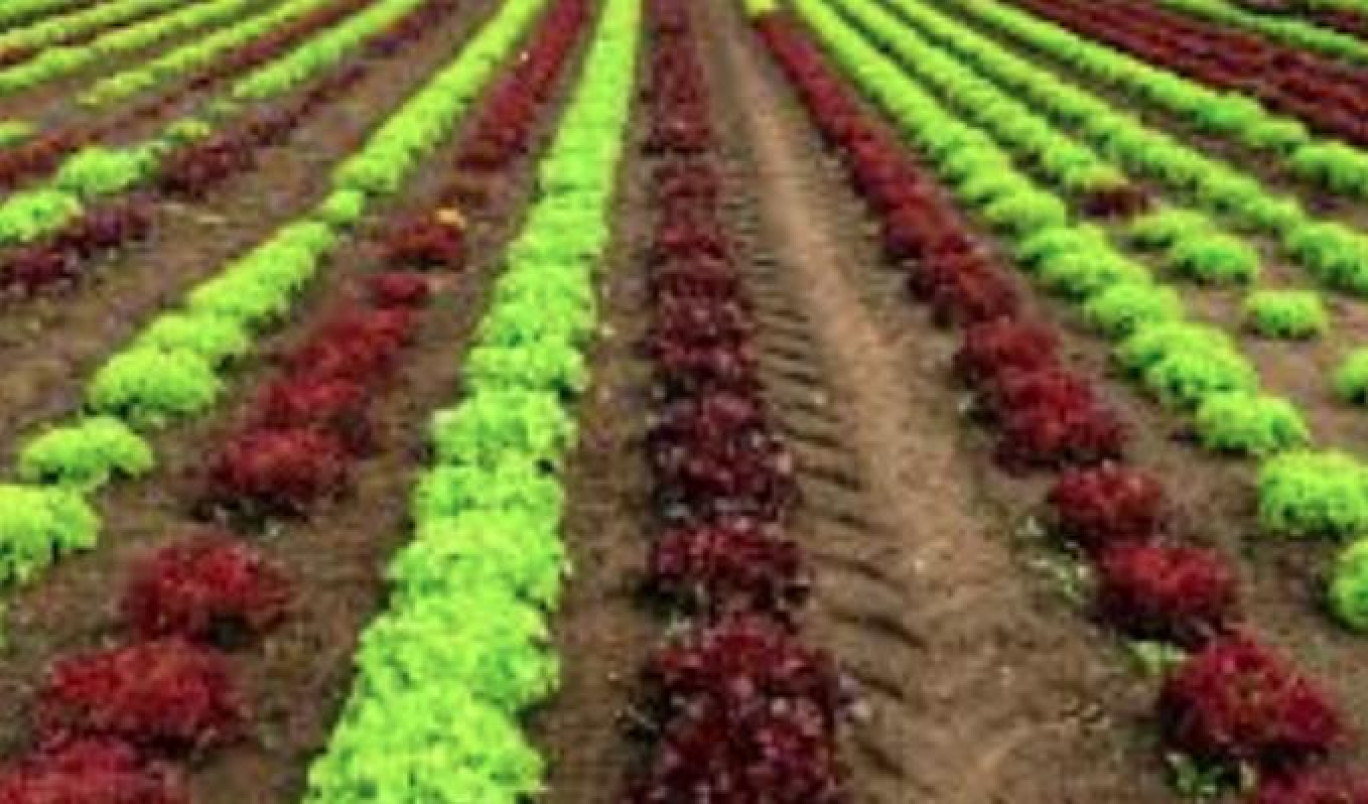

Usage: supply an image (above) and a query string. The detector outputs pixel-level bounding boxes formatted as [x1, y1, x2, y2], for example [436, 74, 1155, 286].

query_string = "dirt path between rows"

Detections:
[702, 2, 1172, 801]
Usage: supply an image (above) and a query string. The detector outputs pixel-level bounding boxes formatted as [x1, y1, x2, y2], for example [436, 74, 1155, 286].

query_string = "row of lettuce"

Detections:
[1154, 0, 1368, 65]
[0, 0, 95, 31]
[758, 3, 1368, 799]
[302, 0, 640, 797]
[0, 0, 189, 61]
[623, 0, 848, 798]
[0, 0, 547, 608]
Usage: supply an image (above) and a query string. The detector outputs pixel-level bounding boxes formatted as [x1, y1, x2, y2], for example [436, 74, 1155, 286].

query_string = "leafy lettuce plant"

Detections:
[1167, 231, 1260, 285]
[1258, 450, 1368, 538]
[353, 586, 558, 713]
[1241, 118, 1308, 157]
[1284, 222, 1368, 293]
[1126, 207, 1213, 250]
[1014, 224, 1110, 268]
[0, 485, 98, 584]
[0, 189, 82, 245]
[391, 510, 568, 610]
[304, 685, 544, 801]
[315, 190, 368, 229]
[1334, 349, 1368, 404]
[1329, 538, 1368, 632]
[137, 312, 251, 367]
[87, 348, 221, 426]
[186, 222, 336, 328]
[980, 188, 1068, 236]
[55, 146, 157, 198]
[1194, 393, 1311, 457]
[1143, 347, 1259, 409]
[1243, 290, 1329, 340]
[1289, 142, 1368, 199]
[461, 341, 589, 398]
[17, 417, 154, 490]
[1082, 281, 1182, 337]
[1115, 322, 1235, 376]
[1035, 249, 1148, 299]
[428, 391, 577, 470]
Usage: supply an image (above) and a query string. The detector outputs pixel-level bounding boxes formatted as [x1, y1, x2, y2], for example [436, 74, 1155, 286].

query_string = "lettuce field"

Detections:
[7, 0, 1368, 800]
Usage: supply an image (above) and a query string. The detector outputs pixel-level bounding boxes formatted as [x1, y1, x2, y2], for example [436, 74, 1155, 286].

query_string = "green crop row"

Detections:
[0, 0, 94, 31]
[1157, 0, 1368, 66]
[81, 0, 348, 107]
[301, 0, 640, 800]
[0, 0, 191, 55]
[0, 0, 543, 597]
[0, 0, 269, 98]
[230, 0, 428, 100]
[797, 0, 1368, 629]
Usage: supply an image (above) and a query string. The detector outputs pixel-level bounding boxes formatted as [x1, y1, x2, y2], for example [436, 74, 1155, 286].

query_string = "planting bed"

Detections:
[8, 0, 1368, 801]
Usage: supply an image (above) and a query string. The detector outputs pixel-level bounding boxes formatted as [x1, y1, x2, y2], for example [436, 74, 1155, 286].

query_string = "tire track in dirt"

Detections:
[703, 3, 1170, 801]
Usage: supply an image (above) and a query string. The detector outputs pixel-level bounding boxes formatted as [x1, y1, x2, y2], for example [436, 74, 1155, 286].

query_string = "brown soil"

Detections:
[0, 0, 495, 463]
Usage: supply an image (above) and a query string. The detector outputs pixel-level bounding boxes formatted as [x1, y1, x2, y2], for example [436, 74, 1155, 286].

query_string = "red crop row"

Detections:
[0, 2, 590, 798]
[455, 0, 587, 172]
[756, 10, 1366, 799]
[626, 3, 847, 802]
[0, 0, 461, 300]
[1, 198, 153, 296]
[1016, 0, 1368, 147]
[0, 0, 377, 195]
